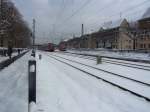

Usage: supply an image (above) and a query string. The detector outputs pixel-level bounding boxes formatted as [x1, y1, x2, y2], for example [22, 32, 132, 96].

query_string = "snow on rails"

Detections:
[45, 52, 150, 102]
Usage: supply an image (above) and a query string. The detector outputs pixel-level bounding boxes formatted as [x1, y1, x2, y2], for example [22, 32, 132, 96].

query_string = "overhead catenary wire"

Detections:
[54, 0, 66, 25]
[88, 0, 150, 28]
[58, 0, 91, 26]
[57, 0, 150, 40]
[53, 0, 92, 40]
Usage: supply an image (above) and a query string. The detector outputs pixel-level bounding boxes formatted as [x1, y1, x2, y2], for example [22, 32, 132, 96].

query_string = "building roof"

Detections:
[62, 39, 69, 42]
[129, 21, 138, 29]
[102, 19, 124, 29]
[141, 7, 150, 19]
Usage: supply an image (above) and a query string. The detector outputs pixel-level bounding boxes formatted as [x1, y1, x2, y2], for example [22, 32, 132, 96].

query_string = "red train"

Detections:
[39, 43, 55, 52]
[59, 41, 67, 51]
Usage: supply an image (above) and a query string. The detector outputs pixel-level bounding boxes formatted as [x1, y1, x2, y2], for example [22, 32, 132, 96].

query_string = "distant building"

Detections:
[130, 8, 150, 51]
[89, 19, 133, 50]
[65, 8, 150, 52]
[67, 37, 81, 49]
[138, 8, 150, 30]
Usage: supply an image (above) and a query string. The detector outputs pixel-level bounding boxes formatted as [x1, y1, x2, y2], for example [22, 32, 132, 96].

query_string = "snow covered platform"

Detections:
[0, 52, 31, 112]
[0, 51, 28, 70]
[0, 52, 18, 62]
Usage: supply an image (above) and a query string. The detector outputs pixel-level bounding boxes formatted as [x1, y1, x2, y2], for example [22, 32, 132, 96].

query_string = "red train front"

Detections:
[48, 43, 54, 52]
[59, 41, 67, 51]
[39, 43, 54, 52]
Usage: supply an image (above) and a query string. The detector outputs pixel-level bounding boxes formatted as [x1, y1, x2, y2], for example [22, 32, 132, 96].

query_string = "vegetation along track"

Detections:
[45, 53, 150, 102]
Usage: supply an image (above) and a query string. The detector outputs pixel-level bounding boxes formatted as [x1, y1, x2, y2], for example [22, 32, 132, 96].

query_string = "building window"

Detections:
[0, 39, 3, 47]
[140, 44, 143, 48]
[129, 46, 131, 49]
[143, 44, 146, 48]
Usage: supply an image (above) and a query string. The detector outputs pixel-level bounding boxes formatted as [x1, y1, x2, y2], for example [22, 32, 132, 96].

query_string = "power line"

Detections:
[54, 0, 66, 25]
[88, 0, 150, 27]
[85, 0, 115, 23]
[58, 0, 150, 39]
[59, 0, 91, 25]
[55, 0, 92, 38]
[57, 0, 115, 37]
[109, 0, 150, 19]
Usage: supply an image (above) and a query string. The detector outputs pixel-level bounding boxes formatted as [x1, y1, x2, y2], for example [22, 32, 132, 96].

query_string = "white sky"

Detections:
[12, 0, 150, 44]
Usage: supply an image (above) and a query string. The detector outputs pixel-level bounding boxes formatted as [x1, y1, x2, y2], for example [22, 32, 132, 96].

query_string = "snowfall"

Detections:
[0, 51, 150, 112]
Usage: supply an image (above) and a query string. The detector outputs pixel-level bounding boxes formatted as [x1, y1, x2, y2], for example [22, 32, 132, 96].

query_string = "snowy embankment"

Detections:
[67, 50, 150, 61]
[36, 51, 150, 112]
[0, 52, 31, 112]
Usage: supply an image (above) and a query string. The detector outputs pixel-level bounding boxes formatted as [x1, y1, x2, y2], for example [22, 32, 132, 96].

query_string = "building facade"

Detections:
[64, 16, 150, 51]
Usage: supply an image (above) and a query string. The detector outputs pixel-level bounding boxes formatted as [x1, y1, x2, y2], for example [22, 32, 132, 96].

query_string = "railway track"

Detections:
[61, 52, 150, 71]
[46, 53, 150, 102]
[65, 52, 150, 64]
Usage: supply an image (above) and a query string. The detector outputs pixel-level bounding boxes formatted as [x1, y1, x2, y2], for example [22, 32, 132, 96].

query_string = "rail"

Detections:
[47, 54, 150, 102]
[65, 51, 150, 64]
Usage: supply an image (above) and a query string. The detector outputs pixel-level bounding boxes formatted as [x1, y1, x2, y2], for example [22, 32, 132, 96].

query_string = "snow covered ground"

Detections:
[52, 52, 150, 84]
[46, 52, 150, 100]
[0, 51, 31, 112]
[36, 51, 150, 112]
[0, 52, 19, 62]
[67, 50, 150, 61]
[0, 50, 150, 112]
[0, 50, 27, 63]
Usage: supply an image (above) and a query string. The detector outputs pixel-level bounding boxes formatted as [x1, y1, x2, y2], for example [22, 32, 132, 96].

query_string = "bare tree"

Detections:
[0, 0, 31, 48]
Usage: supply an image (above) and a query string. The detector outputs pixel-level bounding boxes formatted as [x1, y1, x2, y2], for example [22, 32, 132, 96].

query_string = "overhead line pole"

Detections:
[32, 19, 35, 49]
[81, 24, 84, 36]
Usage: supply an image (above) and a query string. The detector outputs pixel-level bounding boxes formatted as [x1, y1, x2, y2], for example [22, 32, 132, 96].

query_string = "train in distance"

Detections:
[38, 42, 66, 52]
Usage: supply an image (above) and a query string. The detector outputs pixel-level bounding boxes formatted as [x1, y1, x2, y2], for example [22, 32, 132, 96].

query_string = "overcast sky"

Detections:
[12, 0, 150, 44]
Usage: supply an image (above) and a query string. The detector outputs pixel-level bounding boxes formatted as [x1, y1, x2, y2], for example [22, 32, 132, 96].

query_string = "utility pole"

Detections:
[32, 19, 35, 49]
[81, 24, 84, 36]
[79, 24, 84, 49]
[52, 24, 55, 44]
[120, 12, 122, 20]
